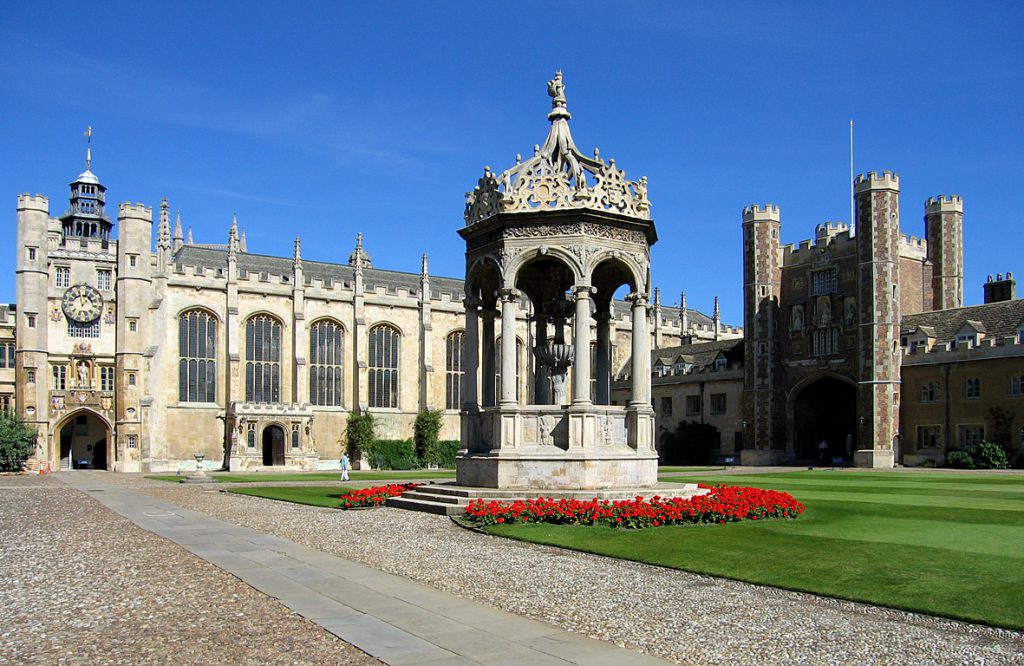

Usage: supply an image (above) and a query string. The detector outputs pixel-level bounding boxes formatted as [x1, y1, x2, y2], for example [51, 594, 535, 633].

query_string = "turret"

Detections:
[15, 194, 51, 442]
[741, 204, 782, 457]
[60, 129, 112, 242]
[925, 194, 964, 310]
[854, 171, 901, 468]
[156, 198, 172, 273]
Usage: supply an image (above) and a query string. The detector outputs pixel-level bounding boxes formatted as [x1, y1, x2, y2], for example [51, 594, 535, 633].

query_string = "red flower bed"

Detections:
[340, 483, 420, 508]
[463, 484, 804, 529]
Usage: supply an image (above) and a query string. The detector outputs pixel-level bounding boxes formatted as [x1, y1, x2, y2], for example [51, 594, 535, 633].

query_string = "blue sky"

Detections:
[2, 1, 1022, 325]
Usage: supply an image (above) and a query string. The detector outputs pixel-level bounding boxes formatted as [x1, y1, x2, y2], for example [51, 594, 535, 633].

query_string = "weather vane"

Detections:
[84, 126, 93, 170]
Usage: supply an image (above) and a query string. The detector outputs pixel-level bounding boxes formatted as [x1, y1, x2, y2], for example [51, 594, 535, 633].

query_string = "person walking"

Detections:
[339, 452, 351, 482]
[817, 439, 829, 466]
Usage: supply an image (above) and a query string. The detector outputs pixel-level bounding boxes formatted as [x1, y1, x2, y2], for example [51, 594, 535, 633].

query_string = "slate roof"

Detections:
[651, 338, 744, 368]
[901, 299, 1024, 343]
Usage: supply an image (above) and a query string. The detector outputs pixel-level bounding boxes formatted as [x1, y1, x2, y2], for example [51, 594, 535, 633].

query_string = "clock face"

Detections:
[61, 284, 104, 323]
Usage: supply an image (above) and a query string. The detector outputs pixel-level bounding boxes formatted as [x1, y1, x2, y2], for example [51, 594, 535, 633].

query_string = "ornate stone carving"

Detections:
[464, 73, 651, 224]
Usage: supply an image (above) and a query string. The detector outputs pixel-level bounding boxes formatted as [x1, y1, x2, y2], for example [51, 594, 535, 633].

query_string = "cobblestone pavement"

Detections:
[125, 474, 1024, 666]
[0, 474, 381, 666]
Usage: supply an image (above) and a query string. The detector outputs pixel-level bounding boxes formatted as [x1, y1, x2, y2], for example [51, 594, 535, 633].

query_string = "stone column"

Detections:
[480, 307, 497, 407]
[628, 292, 650, 407]
[594, 311, 612, 405]
[462, 297, 480, 410]
[499, 288, 519, 407]
[534, 315, 550, 405]
[572, 286, 592, 405]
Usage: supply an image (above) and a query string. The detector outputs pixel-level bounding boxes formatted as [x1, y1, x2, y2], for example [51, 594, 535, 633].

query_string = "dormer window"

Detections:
[714, 357, 728, 370]
[956, 333, 977, 349]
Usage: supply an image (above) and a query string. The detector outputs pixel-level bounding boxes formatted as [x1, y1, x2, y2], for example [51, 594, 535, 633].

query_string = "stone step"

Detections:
[386, 496, 466, 516]
[400, 490, 464, 505]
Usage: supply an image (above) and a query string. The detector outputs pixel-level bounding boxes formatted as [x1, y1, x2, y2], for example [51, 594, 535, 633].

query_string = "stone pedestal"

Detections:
[740, 448, 785, 466]
[854, 448, 895, 469]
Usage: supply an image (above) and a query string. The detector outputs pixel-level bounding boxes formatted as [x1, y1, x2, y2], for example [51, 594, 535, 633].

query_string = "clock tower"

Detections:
[16, 132, 128, 471]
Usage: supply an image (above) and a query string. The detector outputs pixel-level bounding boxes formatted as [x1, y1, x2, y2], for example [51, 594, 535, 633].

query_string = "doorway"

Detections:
[58, 411, 110, 470]
[792, 376, 856, 461]
[262, 425, 286, 466]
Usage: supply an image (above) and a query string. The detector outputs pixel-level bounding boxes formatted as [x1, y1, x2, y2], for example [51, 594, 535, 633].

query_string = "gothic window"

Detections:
[179, 309, 217, 403]
[245, 314, 282, 404]
[100, 367, 115, 392]
[291, 423, 300, 449]
[67, 320, 100, 338]
[127, 435, 138, 449]
[965, 378, 981, 400]
[247, 423, 256, 448]
[368, 324, 400, 408]
[0, 342, 13, 368]
[97, 269, 112, 291]
[917, 426, 941, 449]
[810, 268, 837, 296]
[55, 267, 70, 288]
[920, 381, 940, 403]
[445, 331, 464, 410]
[52, 365, 67, 391]
[309, 319, 344, 406]
[810, 329, 838, 356]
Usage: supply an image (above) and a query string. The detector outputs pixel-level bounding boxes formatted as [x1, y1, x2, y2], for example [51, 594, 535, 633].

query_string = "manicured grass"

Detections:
[657, 466, 726, 473]
[227, 485, 349, 508]
[148, 470, 455, 484]
[487, 470, 1024, 630]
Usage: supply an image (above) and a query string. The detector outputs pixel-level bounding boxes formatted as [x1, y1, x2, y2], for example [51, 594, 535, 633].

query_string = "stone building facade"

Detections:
[740, 173, 967, 467]
[12, 153, 730, 473]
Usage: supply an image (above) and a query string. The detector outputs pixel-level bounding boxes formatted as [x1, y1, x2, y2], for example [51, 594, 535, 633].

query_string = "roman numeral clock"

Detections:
[61, 284, 103, 323]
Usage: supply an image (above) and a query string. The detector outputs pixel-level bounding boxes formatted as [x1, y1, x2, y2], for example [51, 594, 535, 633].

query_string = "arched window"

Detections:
[368, 324, 400, 408]
[445, 331, 465, 410]
[309, 319, 344, 406]
[246, 314, 282, 403]
[178, 309, 217, 402]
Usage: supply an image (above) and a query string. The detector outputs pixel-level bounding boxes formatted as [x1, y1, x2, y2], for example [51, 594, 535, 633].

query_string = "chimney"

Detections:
[983, 272, 1016, 304]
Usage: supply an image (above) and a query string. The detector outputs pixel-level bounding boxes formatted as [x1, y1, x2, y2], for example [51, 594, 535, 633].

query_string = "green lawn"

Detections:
[227, 485, 353, 507]
[487, 471, 1024, 630]
[657, 466, 726, 473]
[148, 470, 455, 484]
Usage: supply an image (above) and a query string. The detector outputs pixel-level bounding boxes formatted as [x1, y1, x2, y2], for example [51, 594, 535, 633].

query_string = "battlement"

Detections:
[902, 333, 1024, 365]
[854, 170, 900, 193]
[17, 194, 49, 212]
[925, 194, 963, 213]
[815, 221, 849, 238]
[742, 204, 780, 223]
[118, 202, 153, 219]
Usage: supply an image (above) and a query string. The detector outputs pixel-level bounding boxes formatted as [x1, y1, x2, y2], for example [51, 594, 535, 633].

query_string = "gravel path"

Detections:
[0, 474, 381, 666]
[123, 474, 1024, 666]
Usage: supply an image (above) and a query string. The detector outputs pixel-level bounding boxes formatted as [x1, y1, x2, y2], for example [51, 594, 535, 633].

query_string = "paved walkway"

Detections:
[59, 473, 667, 665]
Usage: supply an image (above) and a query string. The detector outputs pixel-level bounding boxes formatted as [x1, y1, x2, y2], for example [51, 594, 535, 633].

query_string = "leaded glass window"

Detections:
[309, 319, 344, 406]
[245, 314, 282, 403]
[445, 331, 464, 410]
[178, 310, 217, 403]
[368, 324, 400, 408]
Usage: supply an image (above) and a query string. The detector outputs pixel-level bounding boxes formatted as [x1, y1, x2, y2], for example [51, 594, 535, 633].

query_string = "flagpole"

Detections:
[849, 120, 854, 229]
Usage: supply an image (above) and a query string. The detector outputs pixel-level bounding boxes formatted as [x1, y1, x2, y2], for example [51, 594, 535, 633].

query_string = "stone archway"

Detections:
[57, 410, 111, 470]
[792, 376, 856, 461]
[262, 425, 286, 466]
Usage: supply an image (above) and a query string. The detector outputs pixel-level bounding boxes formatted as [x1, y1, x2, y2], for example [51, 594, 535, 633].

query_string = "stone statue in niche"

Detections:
[792, 305, 804, 332]
[817, 297, 831, 327]
[844, 297, 857, 326]
[77, 361, 90, 387]
[538, 416, 554, 446]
